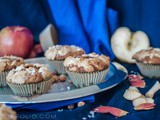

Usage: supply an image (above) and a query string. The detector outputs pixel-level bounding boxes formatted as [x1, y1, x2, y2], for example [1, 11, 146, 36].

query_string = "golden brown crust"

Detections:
[45, 45, 85, 60]
[64, 53, 110, 72]
[132, 48, 160, 64]
[0, 56, 24, 72]
[0, 103, 17, 120]
[6, 63, 52, 84]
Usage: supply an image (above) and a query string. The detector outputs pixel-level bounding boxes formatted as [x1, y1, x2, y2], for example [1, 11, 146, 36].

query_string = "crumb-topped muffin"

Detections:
[133, 48, 160, 64]
[0, 103, 17, 120]
[6, 63, 53, 96]
[132, 47, 160, 78]
[64, 53, 110, 72]
[64, 53, 110, 87]
[0, 56, 24, 72]
[45, 45, 85, 74]
[0, 56, 24, 87]
[45, 45, 85, 60]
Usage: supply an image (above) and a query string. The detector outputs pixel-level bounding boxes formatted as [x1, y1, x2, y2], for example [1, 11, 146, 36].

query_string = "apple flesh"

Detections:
[111, 27, 150, 63]
[0, 26, 34, 58]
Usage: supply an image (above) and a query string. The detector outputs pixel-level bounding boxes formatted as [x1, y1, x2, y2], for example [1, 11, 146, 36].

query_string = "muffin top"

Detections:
[6, 63, 52, 84]
[45, 45, 85, 60]
[132, 48, 160, 64]
[0, 103, 17, 120]
[63, 53, 110, 73]
[0, 56, 24, 72]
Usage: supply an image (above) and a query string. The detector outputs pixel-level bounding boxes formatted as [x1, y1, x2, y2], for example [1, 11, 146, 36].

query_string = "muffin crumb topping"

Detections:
[0, 56, 24, 72]
[45, 45, 85, 60]
[64, 53, 110, 72]
[132, 48, 160, 64]
[6, 63, 52, 84]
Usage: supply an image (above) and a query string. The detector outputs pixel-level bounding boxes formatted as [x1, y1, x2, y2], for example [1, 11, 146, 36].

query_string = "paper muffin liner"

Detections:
[50, 60, 66, 74]
[136, 62, 160, 78]
[7, 77, 53, 96]
[66, 69, 109, 88]
[0, 87, 14, 95]
[0, 71, 9, 87]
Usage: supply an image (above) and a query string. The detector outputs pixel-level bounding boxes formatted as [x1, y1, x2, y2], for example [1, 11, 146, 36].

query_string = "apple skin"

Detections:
[0, 26, 34, 58]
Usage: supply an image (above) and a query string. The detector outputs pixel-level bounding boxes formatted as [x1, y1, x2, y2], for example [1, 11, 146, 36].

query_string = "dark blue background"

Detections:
[108, 0, 160, 48]
[0, 0, 160, 48]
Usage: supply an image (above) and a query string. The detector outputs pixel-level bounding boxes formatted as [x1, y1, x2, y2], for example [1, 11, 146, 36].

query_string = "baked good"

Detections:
[6, 63, 53, 96]
[64, 53, 110, 87]
[64, 53, 110, 72]
[132, 47, 160, 78]
[0, 56, 24, 87]
[45, 45, 85, 74]
[45, 45, 85, 60]
[0, 104, 17, 120]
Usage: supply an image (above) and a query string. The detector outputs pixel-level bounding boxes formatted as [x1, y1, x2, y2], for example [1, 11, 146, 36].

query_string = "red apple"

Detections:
[0, 26, 34, 58]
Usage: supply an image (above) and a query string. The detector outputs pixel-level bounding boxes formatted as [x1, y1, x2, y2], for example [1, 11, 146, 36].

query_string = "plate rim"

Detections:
[0, 57, 127, 104]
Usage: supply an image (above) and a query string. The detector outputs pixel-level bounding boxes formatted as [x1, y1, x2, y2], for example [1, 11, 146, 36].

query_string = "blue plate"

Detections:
[0, 57, 127, 110]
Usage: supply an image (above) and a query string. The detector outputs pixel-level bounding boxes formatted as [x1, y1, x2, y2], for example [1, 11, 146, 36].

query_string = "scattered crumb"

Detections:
[90, 111, 95, 118]
[68, 104, 74, 109]
[88, 115, 92, 118]
[57, 109, 63, 112]
[78, 101, 85, 107]
[52, 71, 57, 75]
[67, 86, 71, 90]
[59, 74, 66, 82]
[82, 117, 87, 120]
[53, 75, 59, 82]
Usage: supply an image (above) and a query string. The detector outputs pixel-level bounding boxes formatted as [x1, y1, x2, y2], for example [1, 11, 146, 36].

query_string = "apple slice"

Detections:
[112, 62, 128, 74]
[123, 89, 141, 100]
[132, 97, 147, 107]
[134, 103, 155, 110]
[111, 27, 150, 63]
[93, 106, 128, 117]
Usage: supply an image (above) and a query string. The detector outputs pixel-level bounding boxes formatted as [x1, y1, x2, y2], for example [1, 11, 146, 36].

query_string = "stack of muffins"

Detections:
[0, 45, 111, 97]
[45, 45, 110, 88]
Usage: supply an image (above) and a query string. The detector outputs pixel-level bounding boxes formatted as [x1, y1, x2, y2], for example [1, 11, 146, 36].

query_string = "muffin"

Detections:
[0, 103, 17, 120]
[6, 63, 53, 96]
[45, 45, 85, 74]
[132, 47, 160, 78]
[63, 53, 110, 87]
[0, 56, 24, 87]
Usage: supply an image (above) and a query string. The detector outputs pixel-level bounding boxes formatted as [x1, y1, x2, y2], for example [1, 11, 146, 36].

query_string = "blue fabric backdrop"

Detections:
[108, 0, 160, 48]
[0, 0, 51, 43]
[0, 0, 160, 56]
[0, 0, 118, 60]
[47, 0, 117, 59]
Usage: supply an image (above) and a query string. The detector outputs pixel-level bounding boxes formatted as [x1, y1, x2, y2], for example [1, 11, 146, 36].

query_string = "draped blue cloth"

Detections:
[0, 0, 117, 59]
[47, 0, 117, 59]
